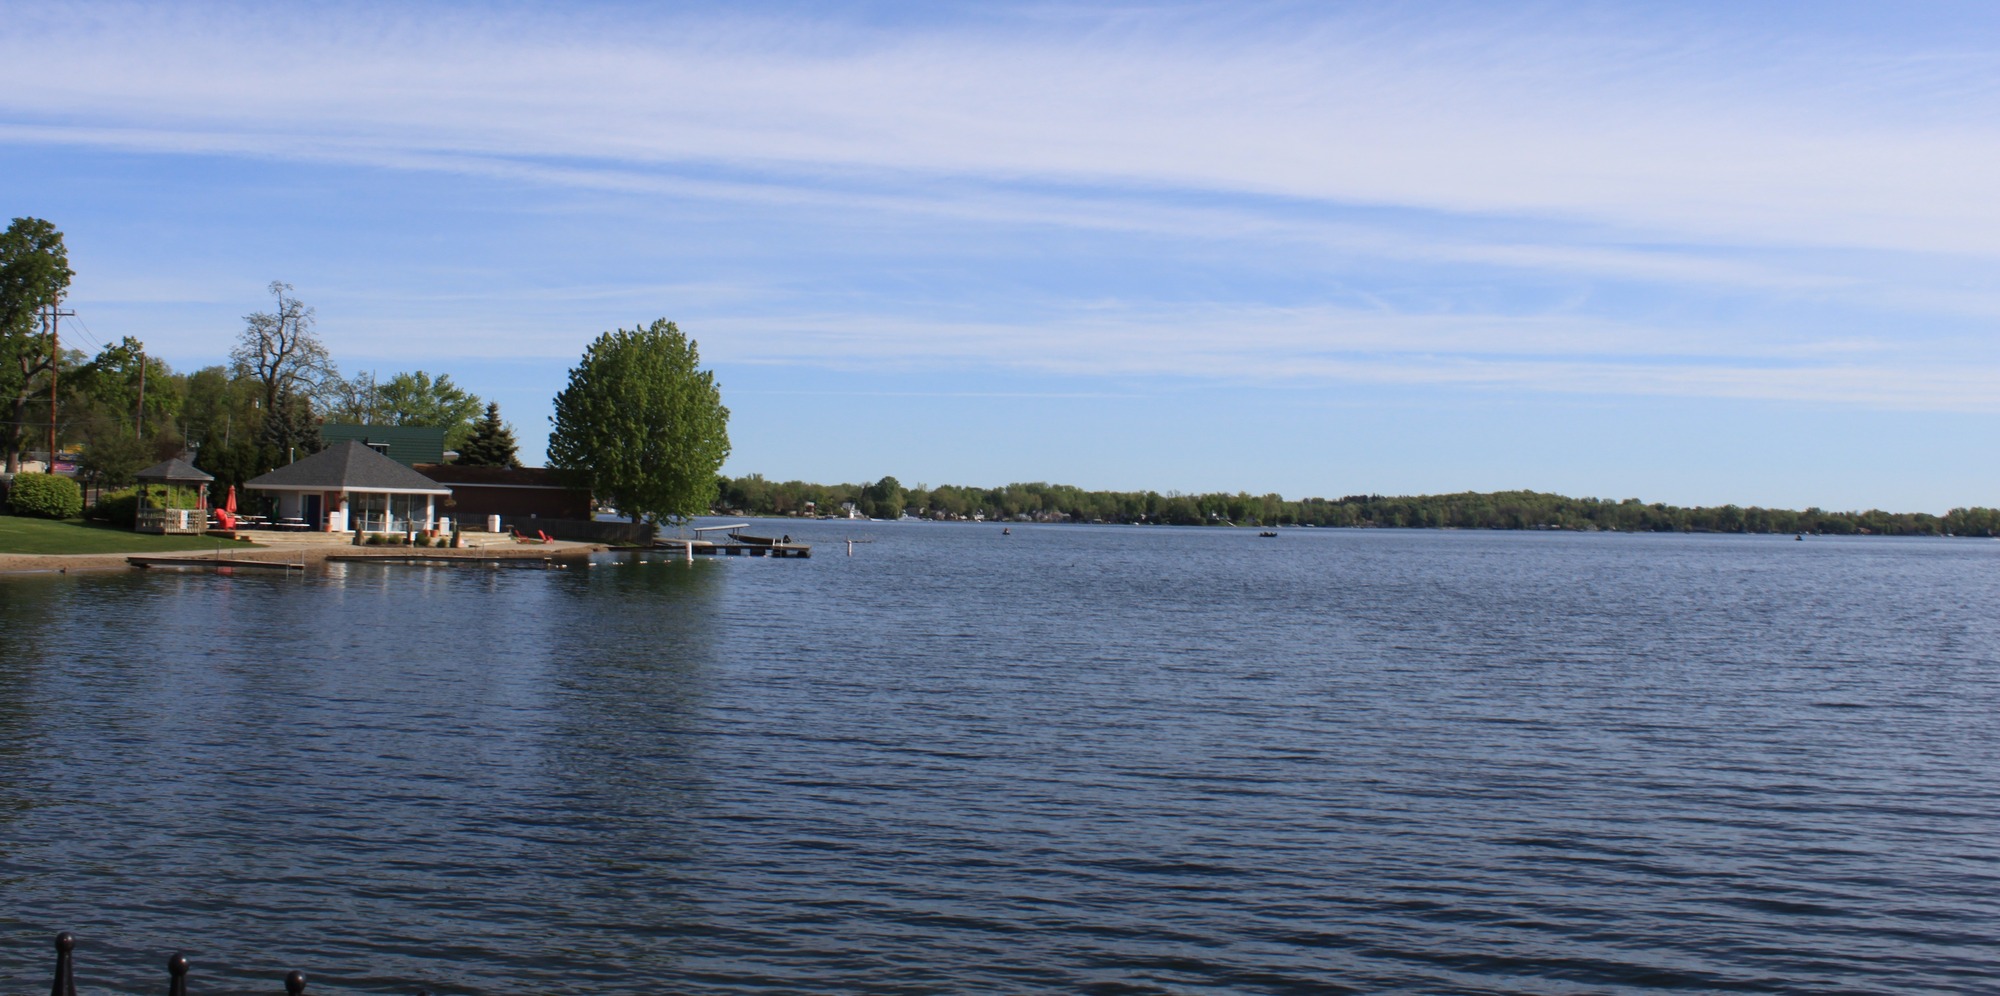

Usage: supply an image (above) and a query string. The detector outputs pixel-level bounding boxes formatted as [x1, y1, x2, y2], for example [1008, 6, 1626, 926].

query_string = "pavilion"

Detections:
[244, 440, 453, 534]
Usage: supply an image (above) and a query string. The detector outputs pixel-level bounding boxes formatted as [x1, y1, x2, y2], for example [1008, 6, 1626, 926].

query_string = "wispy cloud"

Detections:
[10, 1, 2000, 424]
[7, 2, 2000, 255]
[684, 304, 1999, 412]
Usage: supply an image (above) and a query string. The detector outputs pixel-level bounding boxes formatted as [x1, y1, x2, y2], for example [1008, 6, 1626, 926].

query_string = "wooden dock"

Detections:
[324, 555, 555, 568]
[655, 538, 812, 558]
[656, 524, 811, 558]
[129, 556, 303, 570]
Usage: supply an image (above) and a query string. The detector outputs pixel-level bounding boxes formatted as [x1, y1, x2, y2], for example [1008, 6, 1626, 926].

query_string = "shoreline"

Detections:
[0, 538, 608, 575]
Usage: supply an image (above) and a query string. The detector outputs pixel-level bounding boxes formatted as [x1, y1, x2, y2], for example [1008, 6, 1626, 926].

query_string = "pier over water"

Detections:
[654, 523, 812, 558]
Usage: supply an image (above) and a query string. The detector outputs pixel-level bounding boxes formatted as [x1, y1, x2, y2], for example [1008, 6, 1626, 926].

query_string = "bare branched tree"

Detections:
[230, 281, 336, 418]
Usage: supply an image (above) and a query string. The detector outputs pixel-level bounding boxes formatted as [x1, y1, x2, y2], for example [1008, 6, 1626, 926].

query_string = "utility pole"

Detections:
[136, 348, 147, 441]
[43, 303, 74, 472]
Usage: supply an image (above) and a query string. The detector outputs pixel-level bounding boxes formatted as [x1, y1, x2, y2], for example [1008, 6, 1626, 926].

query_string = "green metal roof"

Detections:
[319, 424, 446, 467]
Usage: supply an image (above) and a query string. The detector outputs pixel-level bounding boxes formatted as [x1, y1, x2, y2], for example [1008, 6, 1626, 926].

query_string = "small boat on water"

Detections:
[1259, 531, 1278, 538]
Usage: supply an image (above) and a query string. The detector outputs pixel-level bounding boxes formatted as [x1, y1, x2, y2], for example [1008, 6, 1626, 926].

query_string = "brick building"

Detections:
[413, 465, 591, 523]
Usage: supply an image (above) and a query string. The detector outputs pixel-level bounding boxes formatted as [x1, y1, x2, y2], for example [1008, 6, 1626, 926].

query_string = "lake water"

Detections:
[2, 524, 1997, 994]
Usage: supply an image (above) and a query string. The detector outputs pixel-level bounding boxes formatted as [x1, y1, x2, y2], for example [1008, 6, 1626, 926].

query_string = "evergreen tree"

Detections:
[258, 388, 320, 469]
[458, 401, 521, 467]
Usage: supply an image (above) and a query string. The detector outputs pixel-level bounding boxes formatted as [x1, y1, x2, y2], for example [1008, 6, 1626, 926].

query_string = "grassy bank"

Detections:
[0, 516, 250, 555]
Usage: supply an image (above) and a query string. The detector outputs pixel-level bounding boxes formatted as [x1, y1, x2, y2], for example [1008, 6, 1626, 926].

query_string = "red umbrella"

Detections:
[216, 484, 239, 530]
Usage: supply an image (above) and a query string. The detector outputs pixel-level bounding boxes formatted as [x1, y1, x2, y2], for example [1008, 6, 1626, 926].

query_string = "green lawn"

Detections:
[0, 516, 255, 555]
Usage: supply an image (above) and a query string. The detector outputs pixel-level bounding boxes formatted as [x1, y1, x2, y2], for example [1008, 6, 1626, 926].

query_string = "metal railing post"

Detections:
[32, 933, 443, 995]
[49, 932, 75, 996]
[168, 952, 189, 996]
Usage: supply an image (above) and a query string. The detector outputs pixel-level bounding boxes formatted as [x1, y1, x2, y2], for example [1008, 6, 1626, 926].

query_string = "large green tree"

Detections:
[74, 336, 180, 441]
[374, 370, 483, 449]
[181, 365, 262, 452]
[0, 218, 74, 473]
[863, 475, 905, 519]
[549, 319, 730, 524]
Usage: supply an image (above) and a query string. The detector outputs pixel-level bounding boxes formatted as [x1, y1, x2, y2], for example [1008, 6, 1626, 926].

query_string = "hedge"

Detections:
[7, 473, 84, 520]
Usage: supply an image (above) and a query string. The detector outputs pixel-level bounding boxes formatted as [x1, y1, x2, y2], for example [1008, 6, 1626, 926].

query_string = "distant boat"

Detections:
[1259, 531, 1278, 538]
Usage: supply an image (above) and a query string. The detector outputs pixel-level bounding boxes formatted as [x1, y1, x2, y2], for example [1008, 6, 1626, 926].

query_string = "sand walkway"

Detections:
[0, 533, 607, 575]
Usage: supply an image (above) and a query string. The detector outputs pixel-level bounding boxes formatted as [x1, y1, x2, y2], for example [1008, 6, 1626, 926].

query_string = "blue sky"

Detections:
[5, 1, 1999, 510]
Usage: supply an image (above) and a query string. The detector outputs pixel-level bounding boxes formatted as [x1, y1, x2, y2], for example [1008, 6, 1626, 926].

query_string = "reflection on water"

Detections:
[0, 579, 63, 835]
[0, 560, 725, 994]
[3, 530, 1999, 994]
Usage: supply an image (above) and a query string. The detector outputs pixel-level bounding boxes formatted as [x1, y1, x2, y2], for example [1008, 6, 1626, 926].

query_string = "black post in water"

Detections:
[285, 969, 308, 994]
[167, 952, 190, 996]
[49, 932, 75, 996]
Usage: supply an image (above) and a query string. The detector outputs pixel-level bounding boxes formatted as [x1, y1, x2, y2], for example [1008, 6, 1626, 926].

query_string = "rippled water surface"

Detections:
[2, 524, 1998, 994]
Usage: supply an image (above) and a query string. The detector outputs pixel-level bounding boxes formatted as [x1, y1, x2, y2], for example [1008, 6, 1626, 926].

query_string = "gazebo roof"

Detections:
[134, 456, 215, 484]
[245, 440, 451, 494]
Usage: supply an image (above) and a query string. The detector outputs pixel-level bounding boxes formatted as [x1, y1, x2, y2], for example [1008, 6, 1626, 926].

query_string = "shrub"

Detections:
[91, 489, 139, 528]
[7, 473, 83, 519]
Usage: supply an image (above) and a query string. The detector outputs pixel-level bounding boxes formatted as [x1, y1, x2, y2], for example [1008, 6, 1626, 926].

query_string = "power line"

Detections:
[64, 315, 109, 356]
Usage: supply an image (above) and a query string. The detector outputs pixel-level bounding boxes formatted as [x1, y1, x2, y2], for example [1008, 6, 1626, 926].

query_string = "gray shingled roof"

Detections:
[134, 456, 214, 483]
[245, 440, 451, 493]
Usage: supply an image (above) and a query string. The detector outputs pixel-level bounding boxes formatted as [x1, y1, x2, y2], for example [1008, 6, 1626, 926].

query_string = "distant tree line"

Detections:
[716, 475, 2000, 537]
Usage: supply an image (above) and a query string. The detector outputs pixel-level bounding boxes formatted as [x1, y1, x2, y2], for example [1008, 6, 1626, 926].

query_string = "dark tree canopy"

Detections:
[549, 319, 730, 525]
[863, 475, 905, 519]
[259, 389, 322, 466]
[457, 401, 521, 467]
